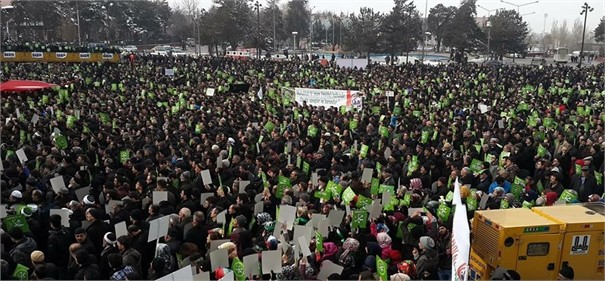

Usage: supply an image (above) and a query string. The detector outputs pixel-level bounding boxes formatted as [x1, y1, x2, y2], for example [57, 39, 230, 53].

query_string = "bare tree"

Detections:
[570, 18, 583, 50]
[558, 20, 569, 48]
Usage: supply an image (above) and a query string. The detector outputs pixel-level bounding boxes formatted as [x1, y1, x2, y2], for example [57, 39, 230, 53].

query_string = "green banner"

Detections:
[2, 215, 30, 233]
[55, 134, 68, 150]
[12, 264, 29, 280]
[376, 256, 388, 281]
[351, 210, 368, 228]
[277, 176, 291, 199]
[315, 231, 323, 252]
[231, 258, 245, 281]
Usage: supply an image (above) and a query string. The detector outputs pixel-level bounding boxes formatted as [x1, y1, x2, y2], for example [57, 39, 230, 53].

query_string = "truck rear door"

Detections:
[515, 234, 561, 280]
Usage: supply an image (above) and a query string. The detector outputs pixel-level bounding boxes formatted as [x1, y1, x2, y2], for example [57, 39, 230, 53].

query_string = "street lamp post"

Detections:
[309, 6, 315, 51]
[76, 1, 81, 45]
[421, 0, 428, 63]
[292, 31, 298, 51]
[254, 1, 261, 59]
[542, 13, 547, 53]
[486, 20, 492, 60]
[499, 0, 538, 14]
[273, 3, 276, 52]
[578, 2, 594, 67]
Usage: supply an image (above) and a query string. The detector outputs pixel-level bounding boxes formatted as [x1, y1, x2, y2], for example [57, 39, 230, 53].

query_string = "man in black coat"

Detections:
[570, 166, 601, 202]
[99, 232, 120, 280]
[84, 208, 110, 258]
[47, 214, 74, 270]
[184, 211, 208, 254]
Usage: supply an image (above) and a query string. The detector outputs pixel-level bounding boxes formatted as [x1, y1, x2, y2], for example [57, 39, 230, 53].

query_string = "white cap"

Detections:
[228, 137, 235, 145]
[10, 190, 22, 199]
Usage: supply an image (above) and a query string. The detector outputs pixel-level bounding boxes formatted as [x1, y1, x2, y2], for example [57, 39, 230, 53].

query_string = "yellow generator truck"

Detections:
[469, 203, 604, 280]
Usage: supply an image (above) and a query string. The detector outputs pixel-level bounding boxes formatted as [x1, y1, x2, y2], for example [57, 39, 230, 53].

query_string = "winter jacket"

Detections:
[10, 237, 37, 267]
[121, 248, 142, 275]
[416, 248, 439, 280]
[47, 227, 74, 269]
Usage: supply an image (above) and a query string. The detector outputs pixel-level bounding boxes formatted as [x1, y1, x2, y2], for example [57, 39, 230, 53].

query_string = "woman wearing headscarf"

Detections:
[338, 238, 360, 278]
[415, 236, 439, 280]
[153, 243, 176, 273]
[313, 241, 338, 266]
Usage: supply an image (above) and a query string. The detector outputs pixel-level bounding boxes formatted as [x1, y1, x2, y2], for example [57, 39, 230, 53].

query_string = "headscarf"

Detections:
[409, 178, 422, 190]
[322, 242, 338, 258]
[279, 264, 298, 280]
[377, 232, 392, 248]
[545, 192, 558, 206]
[155, 243, 175, 272]
[338, 238, 360, 267]
[256, 212, 273, 228]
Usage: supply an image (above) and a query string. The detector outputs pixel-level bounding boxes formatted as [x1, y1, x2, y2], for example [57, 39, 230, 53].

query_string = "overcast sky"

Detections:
[173, 0, 604, 35]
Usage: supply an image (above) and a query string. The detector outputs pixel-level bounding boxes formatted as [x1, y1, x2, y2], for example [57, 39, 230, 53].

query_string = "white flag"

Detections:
[452, 178, 470, 281]
[257, 87, 263, 100]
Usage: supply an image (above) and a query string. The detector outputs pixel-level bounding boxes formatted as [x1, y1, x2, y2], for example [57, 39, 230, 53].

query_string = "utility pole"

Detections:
[578, 2, 593, 67]
[272, 2, 276, 52]
[309, 6, 315, 51]
[76, 1, 81, 45]
[254, 1, 261, 59]
[542, 13, 547, 53]
[332, 15, 335, 51]
[421, 0, 428, 63]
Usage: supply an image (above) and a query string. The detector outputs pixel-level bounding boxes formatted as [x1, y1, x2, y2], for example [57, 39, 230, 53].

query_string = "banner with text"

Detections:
[294, 88, 363, 110]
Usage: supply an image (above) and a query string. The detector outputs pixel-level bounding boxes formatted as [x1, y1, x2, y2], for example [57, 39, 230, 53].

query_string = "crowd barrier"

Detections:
[0, 51, 120, 63]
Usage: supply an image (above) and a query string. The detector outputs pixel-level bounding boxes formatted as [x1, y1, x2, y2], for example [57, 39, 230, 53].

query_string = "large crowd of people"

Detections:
[0, 53, 603, 281]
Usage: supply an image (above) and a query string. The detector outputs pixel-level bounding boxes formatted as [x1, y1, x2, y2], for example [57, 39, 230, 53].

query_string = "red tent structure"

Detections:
[0, 80, 57, 92]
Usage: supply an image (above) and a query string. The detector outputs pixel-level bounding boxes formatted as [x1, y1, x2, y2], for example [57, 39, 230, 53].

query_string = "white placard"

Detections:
[317, 260, 344, 281]
[243, 254, 260, 277]
[277, 205, 297, 229]
[15, 148, 27, 163]
[201, 170, 212, 186]
[239, 181, 250, 193]
[50, 176, 66, 194]
[200, 192, 213, 205]
[217, 209, 227, 224]
[327, 209, 345, 226]
[31, 114, 39, 125]
[49, 209, 70, 227]
[165, 68, 175, 76]
[172, 265, 194, 281]
[318, 218, 330, 237]
[210, 249, 230, 271]
[158, 215, 170, 238]
[254, 201, 263, 215]
[115, 221, 128, 238]
[206, 88, 215, 97]
[297, 236, 312, 257]
[75, 186, 91, 202]
[153, 191, 168, 205]
[261, 250, 282, 274]
[385, 90, 394, 97]
[310, 214, 326, 228]
[362, 168, 373, 183]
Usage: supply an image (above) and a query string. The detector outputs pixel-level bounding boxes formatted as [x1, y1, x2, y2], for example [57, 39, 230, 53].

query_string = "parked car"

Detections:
[482, 59, 503, 67]
[150, 45, 172, 56]
[171, 47, 187, 57]
[123, 45, 138, 52]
